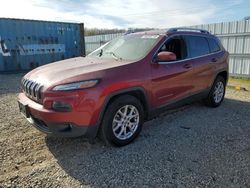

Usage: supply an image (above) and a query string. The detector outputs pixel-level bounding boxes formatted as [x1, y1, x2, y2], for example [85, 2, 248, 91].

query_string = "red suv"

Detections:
[18, 28, 228, 146]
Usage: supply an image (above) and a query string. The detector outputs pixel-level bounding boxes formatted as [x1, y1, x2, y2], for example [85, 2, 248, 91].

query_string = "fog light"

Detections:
[52, 101, 72, 112]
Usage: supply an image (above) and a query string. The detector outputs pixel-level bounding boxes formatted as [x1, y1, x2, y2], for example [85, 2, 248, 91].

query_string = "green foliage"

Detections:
[85, 28, 125, 36]
[230, 76, 250, 81]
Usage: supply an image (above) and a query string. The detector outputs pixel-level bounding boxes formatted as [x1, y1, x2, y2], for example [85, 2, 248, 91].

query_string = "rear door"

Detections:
[151, 35, 195, 108]
[183, 35, 215, 93]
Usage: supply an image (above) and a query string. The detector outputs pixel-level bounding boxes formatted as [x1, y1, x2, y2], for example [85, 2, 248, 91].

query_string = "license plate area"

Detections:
[18, 101, 30, 118]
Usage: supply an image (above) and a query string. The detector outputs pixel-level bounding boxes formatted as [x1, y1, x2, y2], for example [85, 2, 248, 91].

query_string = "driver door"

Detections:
[150, 35, 195, 108]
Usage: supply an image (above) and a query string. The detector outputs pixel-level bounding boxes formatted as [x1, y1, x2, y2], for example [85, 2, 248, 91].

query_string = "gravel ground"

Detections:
[0, 74, 250, 188]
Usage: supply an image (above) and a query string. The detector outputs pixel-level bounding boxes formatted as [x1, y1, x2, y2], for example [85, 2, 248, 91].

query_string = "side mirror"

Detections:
[156, 51, 177, 62]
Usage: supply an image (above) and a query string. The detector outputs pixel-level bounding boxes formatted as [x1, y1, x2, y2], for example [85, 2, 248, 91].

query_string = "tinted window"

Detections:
[207, 37, 221, 53]
[160, 36, 187, 60]
[185, 36, 210, 58]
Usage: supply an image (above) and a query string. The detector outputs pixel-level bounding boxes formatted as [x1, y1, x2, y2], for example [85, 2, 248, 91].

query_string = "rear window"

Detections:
[184, 36, 210, 58]
[207, 37, 221, 53]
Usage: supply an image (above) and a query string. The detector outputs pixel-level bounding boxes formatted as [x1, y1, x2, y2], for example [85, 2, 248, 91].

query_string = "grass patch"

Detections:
[229, 76, 250, 84]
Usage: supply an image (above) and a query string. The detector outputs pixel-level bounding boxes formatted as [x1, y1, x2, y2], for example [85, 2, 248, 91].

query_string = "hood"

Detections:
[25, 56, 132, 88]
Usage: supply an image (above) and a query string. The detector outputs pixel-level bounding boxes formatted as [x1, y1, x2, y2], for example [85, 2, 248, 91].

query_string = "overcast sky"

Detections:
[0, 0, 249, 28]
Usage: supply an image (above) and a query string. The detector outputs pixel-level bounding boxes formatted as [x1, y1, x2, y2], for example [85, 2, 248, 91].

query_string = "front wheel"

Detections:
[99, 95, 144, 146]
[204, 76, 226, 107]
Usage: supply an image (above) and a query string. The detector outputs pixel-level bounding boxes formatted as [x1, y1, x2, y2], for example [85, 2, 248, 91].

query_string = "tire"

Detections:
[204, 76, 226, 107]
[99, 95, 144, 146]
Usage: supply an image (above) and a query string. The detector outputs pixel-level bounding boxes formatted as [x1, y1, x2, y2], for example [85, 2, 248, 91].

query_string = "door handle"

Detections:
[211, 58, 218, 62]
[183, 63, 192, 69]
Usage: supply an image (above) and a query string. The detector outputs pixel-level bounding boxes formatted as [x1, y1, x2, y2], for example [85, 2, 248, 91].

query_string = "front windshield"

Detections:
[88, 34, 160, 61]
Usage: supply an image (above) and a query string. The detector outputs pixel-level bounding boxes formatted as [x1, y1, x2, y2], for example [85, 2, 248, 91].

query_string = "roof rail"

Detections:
[167, 27, 210, 34]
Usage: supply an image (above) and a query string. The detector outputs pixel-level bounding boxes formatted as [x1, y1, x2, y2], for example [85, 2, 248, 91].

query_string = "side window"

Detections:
[207, 37, 221, 53]
[184, 36, 210, 58]
[159, 36, 187, 60]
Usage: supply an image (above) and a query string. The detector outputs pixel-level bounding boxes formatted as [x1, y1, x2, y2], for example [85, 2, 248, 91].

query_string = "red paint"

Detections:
[157, 51, 177, 61]
[18, 30, 228, 133]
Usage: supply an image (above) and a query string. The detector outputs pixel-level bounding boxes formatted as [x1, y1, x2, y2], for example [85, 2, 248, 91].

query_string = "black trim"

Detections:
[97, 87, 149, 125]
[167, 28, 210, 34]
[27, 116, 98, 138]
[212, 69, 229, 86]
[52, 101, 72, 112]
[148, 89, 210, 120]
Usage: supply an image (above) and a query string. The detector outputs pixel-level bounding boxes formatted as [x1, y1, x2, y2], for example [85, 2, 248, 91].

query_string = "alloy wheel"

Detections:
[213, 81, 224, 103]
[112, 105, 140, 140]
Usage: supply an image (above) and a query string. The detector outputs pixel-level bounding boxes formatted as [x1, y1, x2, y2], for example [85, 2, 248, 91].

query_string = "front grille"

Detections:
[21, 78, 43, 102]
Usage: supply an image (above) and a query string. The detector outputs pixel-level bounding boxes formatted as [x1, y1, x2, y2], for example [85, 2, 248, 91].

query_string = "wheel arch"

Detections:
[210, 70, 228, 89]
[97, 87, 150, 125]
[217, 70, 228, 84]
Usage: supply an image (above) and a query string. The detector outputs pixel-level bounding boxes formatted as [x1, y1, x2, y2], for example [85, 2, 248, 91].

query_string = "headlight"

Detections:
[53, 80, 99, 91]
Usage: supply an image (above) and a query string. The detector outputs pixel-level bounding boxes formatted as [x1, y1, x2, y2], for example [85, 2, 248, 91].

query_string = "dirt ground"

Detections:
[228, 77, 250, 91]
[0, 74, 250, 188]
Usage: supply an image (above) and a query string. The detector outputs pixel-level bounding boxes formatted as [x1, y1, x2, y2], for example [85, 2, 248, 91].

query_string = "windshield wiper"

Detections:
[99, 49, 103, 57]
[105, 51, 122, 61]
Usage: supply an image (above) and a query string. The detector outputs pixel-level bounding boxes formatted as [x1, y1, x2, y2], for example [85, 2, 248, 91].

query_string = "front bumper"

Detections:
[27, 116, 98, 138]
[18, 93, 99, 138]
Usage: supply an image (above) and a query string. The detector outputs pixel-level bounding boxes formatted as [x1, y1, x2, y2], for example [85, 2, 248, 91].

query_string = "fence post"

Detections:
[79, 23, 86, 56]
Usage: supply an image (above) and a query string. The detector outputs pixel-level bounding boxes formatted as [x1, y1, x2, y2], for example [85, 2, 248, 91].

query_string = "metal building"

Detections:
[0, 18, 85, 72]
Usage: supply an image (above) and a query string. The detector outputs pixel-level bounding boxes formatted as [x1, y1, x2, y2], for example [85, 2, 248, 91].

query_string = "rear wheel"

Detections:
[204, 76, 226, 107]
[99, 95, 144, 146]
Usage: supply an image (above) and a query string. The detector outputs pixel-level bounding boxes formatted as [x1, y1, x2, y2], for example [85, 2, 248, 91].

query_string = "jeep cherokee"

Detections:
[18, 28, 229, 146]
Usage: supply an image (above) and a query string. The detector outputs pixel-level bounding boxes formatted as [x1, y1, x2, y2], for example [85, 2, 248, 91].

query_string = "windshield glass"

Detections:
[88, 34, 160, 61]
